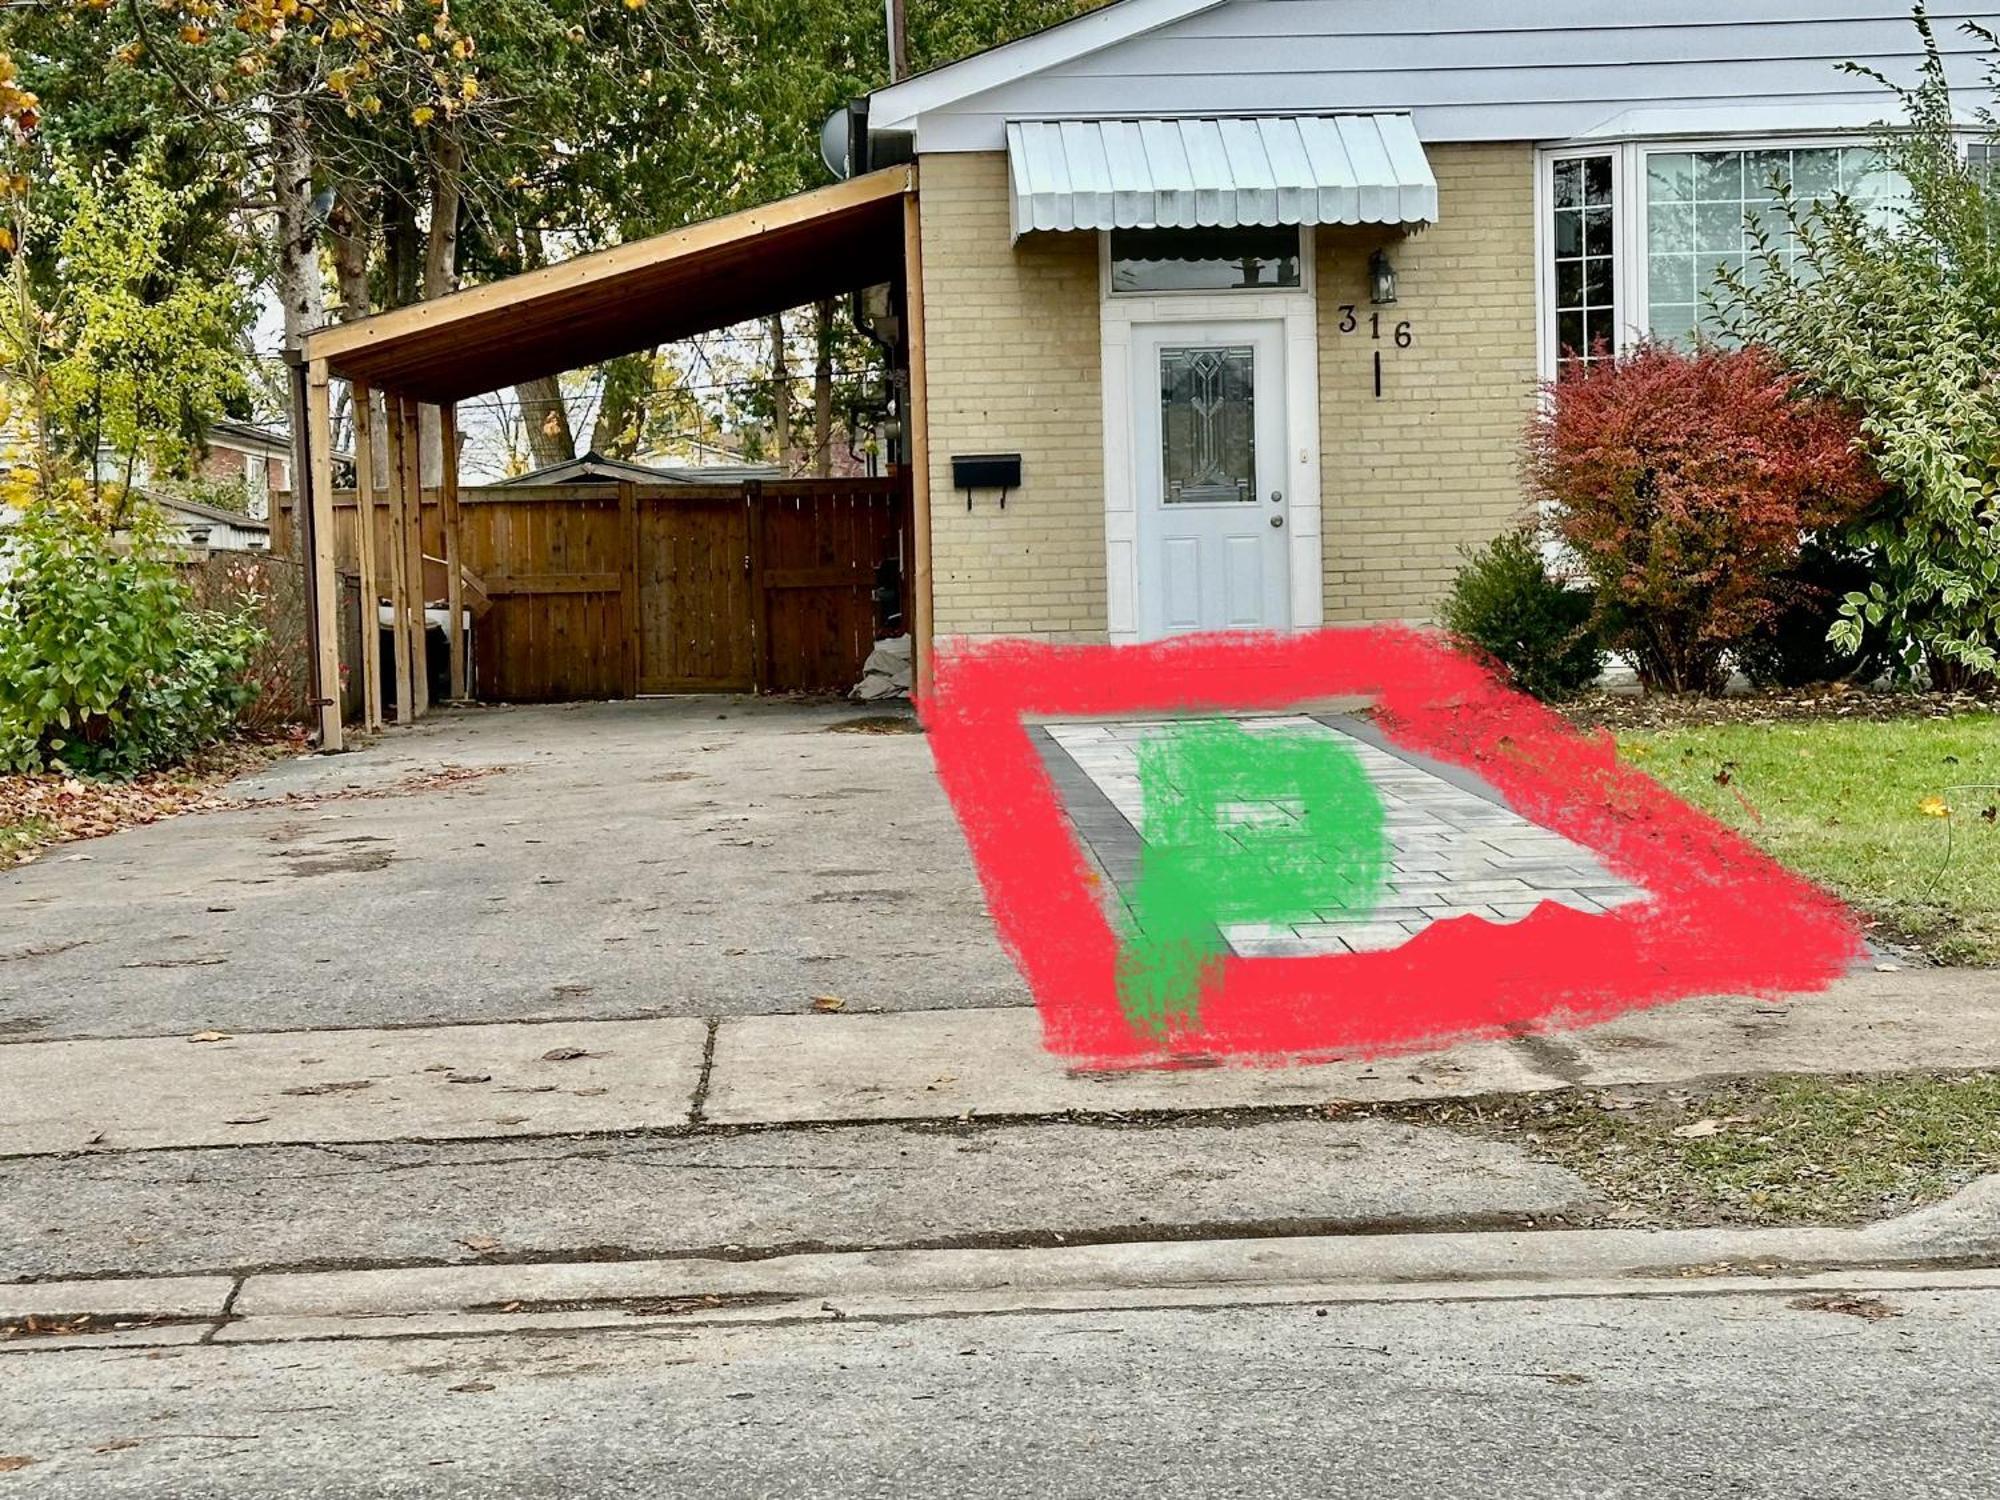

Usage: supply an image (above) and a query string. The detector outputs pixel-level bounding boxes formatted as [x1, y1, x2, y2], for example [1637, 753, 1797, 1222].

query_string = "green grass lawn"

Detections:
[1617, 714, 2000, 963]
[1371, 1071, 2000, 1227]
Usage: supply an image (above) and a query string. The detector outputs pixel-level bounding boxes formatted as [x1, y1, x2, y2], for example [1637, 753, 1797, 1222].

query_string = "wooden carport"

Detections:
[292, 164, 931, 752]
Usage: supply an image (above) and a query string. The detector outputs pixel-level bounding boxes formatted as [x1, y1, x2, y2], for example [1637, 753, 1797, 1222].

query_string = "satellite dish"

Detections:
[820, 108, 851, 179]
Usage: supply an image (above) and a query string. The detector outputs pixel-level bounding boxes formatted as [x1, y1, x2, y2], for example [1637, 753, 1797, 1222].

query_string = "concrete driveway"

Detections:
[0, 699, 1028, 1042]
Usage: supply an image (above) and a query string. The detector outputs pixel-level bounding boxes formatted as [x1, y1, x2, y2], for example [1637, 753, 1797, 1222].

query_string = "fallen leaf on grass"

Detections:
[1919, 796, 1952, 819]
[0, 1456, 34, 1472]
[1672, 1118, 1725, 1139]
[810, 995, 845, 1013]
[1789, 1293, 1903, 1322]
[280, 1080, 373, 1097]
[187, 1031, 233, 1044]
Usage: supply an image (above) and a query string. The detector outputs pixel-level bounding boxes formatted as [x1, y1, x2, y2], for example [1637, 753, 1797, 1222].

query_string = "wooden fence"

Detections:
[275, 477, 910, 701]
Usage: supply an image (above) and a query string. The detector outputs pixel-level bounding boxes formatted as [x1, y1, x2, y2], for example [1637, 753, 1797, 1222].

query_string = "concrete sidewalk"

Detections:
[6, 969, 1996, 1158]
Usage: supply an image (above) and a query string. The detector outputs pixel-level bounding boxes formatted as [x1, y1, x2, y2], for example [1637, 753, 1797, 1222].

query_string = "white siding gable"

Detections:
[883, 0, 1999, 151]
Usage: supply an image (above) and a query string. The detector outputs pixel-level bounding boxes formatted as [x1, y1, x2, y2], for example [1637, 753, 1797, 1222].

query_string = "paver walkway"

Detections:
[1038, 713, 1648, 957]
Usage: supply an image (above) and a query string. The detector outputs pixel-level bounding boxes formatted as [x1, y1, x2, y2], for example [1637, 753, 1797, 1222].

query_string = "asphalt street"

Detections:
[4, 1280, 1997, 1498]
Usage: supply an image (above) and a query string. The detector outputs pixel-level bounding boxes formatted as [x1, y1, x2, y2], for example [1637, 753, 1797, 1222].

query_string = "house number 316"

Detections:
[1338, 307, 1414, 347]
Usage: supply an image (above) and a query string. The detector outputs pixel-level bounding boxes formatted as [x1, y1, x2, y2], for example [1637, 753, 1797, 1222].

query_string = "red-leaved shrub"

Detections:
[1526, 343, 1882, 694]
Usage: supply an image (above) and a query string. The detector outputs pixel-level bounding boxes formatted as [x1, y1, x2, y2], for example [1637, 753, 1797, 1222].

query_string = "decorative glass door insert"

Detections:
[1159, 344, 1256, 504]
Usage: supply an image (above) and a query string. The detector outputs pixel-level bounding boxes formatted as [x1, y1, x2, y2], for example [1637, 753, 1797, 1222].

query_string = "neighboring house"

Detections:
[841, 0, 1980, 644]
[496, 452, 782, 487]
[151, 493, 272, 552]
[201, 420, 295, 520]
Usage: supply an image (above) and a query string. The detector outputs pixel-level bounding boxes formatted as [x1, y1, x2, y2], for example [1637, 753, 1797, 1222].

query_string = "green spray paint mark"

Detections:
[1116, 720, 1390, 1037]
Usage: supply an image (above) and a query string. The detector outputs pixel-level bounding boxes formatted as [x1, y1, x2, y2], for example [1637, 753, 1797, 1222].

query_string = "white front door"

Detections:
[1132, 319, 1291, 638]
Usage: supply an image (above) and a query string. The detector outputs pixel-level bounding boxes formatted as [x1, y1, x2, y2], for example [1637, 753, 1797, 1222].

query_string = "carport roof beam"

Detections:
[305, 167, 915, 406]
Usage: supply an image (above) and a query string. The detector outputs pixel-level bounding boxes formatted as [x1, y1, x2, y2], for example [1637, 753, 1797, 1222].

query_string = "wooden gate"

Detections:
[277, 475, 911, 701]
[637, 491, 753, 693]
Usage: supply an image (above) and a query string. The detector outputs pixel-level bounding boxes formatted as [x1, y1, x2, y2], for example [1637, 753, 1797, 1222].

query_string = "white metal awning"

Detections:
[1005, 115, 1438, 238]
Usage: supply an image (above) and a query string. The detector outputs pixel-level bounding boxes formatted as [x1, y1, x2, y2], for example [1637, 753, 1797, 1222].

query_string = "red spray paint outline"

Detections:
[918, 626, 1864, 1067]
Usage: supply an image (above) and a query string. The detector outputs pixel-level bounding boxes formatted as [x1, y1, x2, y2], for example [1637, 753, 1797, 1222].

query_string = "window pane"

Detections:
[1649, 303, 1697, 347]
[1583, 156, 1614, 206]
[1584, 256, 1615, 308]
[1649, 254, 1695, 305]
[1159, 345, 1256, 504]
[1647, 153, 1694, 203]
[1554, 211, 1582, 258]
[1649, 200, 1694, 254]
[1791, 148, 1840, 197]
[1697, 200, 1744, 253]
[1556, 258, 1584, 305]
[1696, 151, 1743, 200]
[1553, 158, 1582, 210]
[1110, 226, 1302, 293]
[1583, 206, 1614, 256]
[1744, 149, 1792, 202]
[1556, 310, 1586, 359]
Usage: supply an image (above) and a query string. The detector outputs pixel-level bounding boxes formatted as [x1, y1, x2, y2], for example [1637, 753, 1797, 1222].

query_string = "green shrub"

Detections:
[1437, 525, 1605, 701]
[0, 499, 266, 776]
[1736, 541, 1893, 689]
[1718, 12, 2000, 686]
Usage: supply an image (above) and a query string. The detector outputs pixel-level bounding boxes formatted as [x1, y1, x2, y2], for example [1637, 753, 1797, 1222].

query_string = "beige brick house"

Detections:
[295, 0, 1969, 743]
[847, 0, 1962, 647]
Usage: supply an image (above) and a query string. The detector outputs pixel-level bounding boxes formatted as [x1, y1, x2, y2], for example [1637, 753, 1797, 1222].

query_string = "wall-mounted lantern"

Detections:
[1368, 247, 1398, 306]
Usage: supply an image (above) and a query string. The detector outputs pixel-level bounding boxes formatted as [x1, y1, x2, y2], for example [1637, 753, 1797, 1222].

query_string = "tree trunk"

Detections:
[417, 139, 465, 486]
[812, 298, 835, 478]
[328, 182, 372, 323]
[517, 374, 577, 468]
[507, 227, 575, 469]
[769, 313, 793, 474]
[270, 96, 325, 351]
[590, 351, 655, 459]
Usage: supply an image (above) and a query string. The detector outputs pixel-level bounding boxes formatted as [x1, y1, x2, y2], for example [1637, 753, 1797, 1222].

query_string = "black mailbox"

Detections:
[951, 453, 1022, 508]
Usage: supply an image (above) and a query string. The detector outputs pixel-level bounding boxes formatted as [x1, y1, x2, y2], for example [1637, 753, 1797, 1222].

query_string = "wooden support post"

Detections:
[399, 395, 431, 718]
[351, 382, 385, 732]
[744, 480, 769, 695]
[384, 395, 416, 724]
[440, 401, 467, 701]
[901, 189, 935, 700]
[618, 481, 640, 699]
[305, 359, 345, 753]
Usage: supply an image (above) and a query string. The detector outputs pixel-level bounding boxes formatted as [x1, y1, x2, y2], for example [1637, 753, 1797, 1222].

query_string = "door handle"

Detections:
[1270, 515, 1285, 528]
[1270, 490, 1284, 503]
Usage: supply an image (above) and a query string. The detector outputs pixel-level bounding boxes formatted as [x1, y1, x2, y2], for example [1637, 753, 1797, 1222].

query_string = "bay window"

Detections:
[1540, 138, 1911, 376]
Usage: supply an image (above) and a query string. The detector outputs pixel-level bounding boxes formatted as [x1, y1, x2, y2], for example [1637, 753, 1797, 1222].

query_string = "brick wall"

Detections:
[1316, 142, 1539, 623]
[913, 142, 1537, 639]
[918, 152, 1108, 641]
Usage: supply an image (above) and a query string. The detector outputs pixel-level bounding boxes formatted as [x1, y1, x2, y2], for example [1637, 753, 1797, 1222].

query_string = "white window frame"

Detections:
[1097, 226, 1322, 642]
[1534, 133, 1925, 382]
[1099, 224, 1315, 301]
